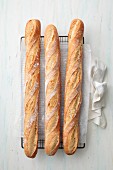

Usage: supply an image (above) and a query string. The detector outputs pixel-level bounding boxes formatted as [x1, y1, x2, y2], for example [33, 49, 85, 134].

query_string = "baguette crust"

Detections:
[63, 19, 84, 155]
[24, 19, 41, 158]
[44, 25, 60, 156]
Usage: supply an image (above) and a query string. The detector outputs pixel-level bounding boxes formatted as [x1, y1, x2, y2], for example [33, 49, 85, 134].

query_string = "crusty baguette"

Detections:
[24, 19, 41, 158]
[44, 25, 60, 156]
[63, 19, 84, 155]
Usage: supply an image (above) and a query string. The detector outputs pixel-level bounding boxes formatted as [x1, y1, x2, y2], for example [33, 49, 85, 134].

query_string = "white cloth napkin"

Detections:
[88, 60, 107, 128]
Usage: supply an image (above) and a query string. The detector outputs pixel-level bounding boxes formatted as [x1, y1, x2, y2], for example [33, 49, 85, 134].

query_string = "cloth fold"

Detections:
[88, 60, 107, 128]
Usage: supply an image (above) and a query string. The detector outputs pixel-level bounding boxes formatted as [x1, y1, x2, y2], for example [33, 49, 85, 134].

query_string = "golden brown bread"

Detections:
[44, 25, 60, 156]
[24, 19, 41, 158]
[63, 19, 84, 155]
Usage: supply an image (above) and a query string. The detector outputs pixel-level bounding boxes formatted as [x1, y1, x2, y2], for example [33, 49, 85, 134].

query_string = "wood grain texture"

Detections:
[0, 0, 113, 169]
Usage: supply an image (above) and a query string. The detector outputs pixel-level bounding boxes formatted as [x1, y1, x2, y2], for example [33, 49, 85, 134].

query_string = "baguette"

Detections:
[63, 19, 84, 155]
[24, 19, 41, 158]
[44, 25, 60, 156]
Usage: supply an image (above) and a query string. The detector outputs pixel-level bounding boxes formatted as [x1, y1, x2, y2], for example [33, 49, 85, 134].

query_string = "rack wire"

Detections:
[21, 36, 85, 149]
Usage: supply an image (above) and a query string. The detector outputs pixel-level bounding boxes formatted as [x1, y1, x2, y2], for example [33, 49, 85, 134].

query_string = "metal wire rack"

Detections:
[21, 36, 85, 149]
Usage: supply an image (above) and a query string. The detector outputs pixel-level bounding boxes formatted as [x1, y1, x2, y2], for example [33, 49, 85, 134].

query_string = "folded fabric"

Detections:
[88, 60, 107, 128]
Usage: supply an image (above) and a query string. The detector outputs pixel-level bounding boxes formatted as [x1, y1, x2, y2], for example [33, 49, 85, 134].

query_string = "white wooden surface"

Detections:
[0, 0, 113, 170]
